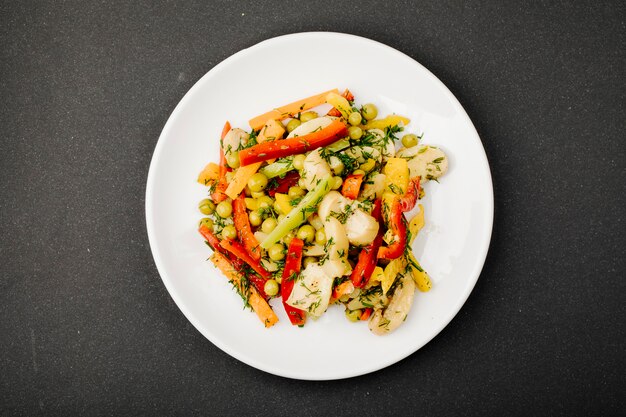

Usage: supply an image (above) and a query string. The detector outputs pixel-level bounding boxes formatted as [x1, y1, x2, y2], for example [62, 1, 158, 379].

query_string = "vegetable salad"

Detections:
[196, 89, 448, 334]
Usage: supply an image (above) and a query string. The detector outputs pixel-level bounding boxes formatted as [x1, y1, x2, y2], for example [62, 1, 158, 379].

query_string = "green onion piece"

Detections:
[260, 175, 332, 249]
[258, 157, 294, 179]
[325, 138, 350, 153]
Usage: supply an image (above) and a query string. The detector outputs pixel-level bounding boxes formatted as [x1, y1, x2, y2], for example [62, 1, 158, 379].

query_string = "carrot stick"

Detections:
[211, 252, 278, 328]
[211, 121, 231, 203]
[248, 89, 339, 130]
[331, 280, 355, 303]
[341, 173, 364, 200]
[359, 308, 373, 321]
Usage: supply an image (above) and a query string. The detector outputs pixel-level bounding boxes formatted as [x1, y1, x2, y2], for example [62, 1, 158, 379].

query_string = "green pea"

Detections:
[264, 279, 280, 297]
[283, 231, 295, 245]
[288, 186, 306, 199]
[348, 125, 362, 140]
[361, 103, 378, 120]
[345, 308, 361, 322]
[352, 169, 366, 176]
[248, 172, 269, 193]
[286, 119, 301, 133]
[262, 217, 277, 234]
[198, 198, 215, 215]
[249, 210, 263, 227]
[300, 111, 318, 123]
[348, 111, 362, 126]
[221, 225, 237, 240]
[331, 176, 343, 190]
[315, 229, 326, 245]
[293, 154, 306, 171]
[268, 243, 285, 261]
[297, 225, 315, 243]
[216, 200, 232, 218]
[402, 134, 419, 148]
[226, 152, 240, 169]
[303, 256, 317, 268]
[198, 217, 214, 229]
[360, 158, 376, 173]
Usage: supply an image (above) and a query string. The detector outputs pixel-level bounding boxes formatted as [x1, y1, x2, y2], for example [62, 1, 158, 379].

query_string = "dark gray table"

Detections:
[1, 1, 624, 416]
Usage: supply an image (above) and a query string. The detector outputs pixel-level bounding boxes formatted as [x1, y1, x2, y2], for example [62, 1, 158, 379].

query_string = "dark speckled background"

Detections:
[1, 1, 624, 416]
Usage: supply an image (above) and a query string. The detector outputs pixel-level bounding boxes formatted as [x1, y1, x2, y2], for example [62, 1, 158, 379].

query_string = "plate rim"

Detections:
[145, 31, 494, 380]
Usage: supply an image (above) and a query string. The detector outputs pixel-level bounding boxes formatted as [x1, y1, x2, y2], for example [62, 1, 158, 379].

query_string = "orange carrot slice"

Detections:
[248, 89, 339, 130]
[211, 252, 278, 328]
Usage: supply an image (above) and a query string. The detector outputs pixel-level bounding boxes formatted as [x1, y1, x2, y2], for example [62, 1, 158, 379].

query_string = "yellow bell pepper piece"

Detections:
[382, 256, 407, 295]
[363, 115, 410, 131]
[274, 193, 292, 215]
[366, 266, 385, 288]
[244, 198, 258, 211]
[383, 157, 409, 195]
[407, 252, 431, 292]
[408, 204, 425, 245]
[325, 92, 352, 119]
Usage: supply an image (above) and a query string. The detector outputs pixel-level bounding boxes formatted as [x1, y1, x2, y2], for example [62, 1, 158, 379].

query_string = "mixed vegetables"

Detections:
[196, 89, 448, 334]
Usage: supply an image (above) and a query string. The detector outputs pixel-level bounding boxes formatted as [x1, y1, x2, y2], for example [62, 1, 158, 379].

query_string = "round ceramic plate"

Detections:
[146, 32, 493, 380]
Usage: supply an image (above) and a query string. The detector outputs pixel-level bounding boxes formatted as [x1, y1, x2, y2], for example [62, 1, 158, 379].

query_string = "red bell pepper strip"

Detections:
[266, 171, 300, 197]
[377, 197, 407, 260]
[359, 307, 373, 321]
[246, 274, 269, 299]
[350, 199, 383, 288]
[199, 225, 225, 254]
[220, 239, 271, 279]
[233, 194, 261, 261]
[353, 233, 384, 287]
[281, 238, 306, 326]
[398, 177, 421, 212]
[225, 256, 269, 299]
[341, 173, 364, 200]
[211, 121, 232, 203]
[238, 120, 348, 166]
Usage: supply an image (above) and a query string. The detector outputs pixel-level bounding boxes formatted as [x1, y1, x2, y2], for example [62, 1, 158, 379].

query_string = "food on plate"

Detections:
[195, 89, 448, 334]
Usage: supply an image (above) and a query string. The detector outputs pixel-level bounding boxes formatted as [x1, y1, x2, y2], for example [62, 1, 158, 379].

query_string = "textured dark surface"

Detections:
[1, 1, 624, 416]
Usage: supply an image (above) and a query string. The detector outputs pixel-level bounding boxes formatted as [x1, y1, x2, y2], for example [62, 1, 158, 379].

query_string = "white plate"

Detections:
[146, 32, 493, 380]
